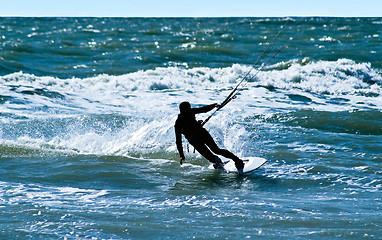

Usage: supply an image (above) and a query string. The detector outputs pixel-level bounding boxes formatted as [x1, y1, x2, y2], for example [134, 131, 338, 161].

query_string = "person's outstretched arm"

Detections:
[192, 103, 219, 114]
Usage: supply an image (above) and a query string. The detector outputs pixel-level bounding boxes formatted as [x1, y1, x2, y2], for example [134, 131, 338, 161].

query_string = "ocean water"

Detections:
[0, 17, 381, 239]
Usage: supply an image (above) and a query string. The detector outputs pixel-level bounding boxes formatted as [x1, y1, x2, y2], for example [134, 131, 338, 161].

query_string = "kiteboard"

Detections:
[208, 156, 267, 174]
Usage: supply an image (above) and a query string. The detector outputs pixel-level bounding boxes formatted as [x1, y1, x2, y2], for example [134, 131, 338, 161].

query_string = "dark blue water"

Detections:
[0, 17, 381, 239]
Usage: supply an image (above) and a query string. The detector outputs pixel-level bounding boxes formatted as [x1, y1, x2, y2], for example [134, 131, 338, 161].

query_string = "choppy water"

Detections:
[0, 17, 381, 239]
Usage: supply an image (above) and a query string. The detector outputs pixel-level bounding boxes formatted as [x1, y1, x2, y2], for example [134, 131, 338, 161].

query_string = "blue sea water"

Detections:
[0, 17, 381, 239]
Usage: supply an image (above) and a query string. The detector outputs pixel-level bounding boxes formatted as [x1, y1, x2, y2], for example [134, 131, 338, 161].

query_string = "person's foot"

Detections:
[213, 156, 225, 169]
[235, 159, 245, 173]
[213, 162, 224, 169]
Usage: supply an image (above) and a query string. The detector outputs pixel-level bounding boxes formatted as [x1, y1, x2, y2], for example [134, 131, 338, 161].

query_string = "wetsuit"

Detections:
[175, 103, 244, 169]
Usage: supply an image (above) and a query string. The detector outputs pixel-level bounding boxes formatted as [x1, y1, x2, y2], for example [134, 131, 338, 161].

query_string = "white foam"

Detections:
[0, 181, 109, 208]
[1, 59, 381, 157]
[260, 59, 381, 95]
[1, 59, 380, 117]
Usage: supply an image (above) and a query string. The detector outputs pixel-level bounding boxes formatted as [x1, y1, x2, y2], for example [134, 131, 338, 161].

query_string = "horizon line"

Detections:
[1, 15, 380, 18]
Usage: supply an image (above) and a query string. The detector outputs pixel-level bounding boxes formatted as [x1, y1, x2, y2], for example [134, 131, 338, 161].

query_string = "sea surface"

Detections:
[0, 17, 381, 239]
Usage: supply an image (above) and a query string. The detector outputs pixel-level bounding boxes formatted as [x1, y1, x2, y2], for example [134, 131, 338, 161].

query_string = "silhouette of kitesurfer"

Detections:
[175, 101, 244, 172]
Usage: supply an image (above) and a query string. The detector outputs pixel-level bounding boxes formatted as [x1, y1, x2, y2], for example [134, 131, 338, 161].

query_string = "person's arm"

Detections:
[192, 103, 219, 114]
[175, 125, 185, 165]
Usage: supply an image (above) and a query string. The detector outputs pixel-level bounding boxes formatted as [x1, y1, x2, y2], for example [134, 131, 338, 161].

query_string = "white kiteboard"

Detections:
[208, 157, 267, 174]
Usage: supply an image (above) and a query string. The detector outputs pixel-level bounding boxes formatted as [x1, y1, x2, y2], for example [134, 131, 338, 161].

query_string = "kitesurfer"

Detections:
[175, 101, 244, 172]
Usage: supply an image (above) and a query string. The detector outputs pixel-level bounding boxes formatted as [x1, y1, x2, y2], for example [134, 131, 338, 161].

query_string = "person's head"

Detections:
[179, 101, 191, 114]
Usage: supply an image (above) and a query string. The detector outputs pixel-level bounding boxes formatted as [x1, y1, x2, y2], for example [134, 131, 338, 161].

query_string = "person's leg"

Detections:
[202, 129, 244, 170]
[191, 141, 224, 169]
